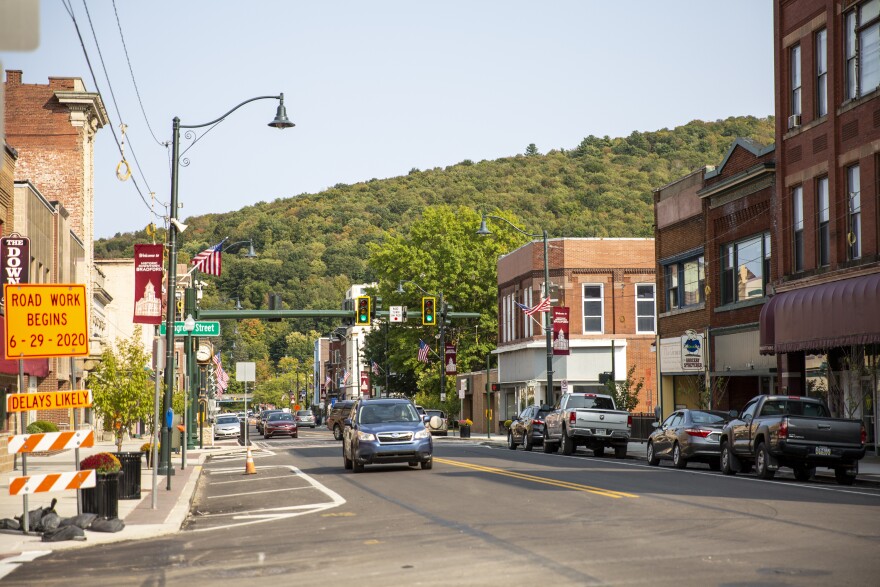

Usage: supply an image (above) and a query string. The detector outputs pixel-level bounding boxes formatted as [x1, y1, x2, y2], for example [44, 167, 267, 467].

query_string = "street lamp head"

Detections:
[245, 240, 257, 258]
[396, 281, 406, 294]
[184, 313, 196, 333]
[234, 298, 243, 311]
[476, 214, 492, 236]
[268, 93, 295, 129]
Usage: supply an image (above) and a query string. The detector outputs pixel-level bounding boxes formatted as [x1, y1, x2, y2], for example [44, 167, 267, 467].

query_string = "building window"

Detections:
[791, 44, 802, 116]
[635, 284, 655, 334]
[664, 256, 704, 310]
[793, 186, 804, 272]
[846, 0, 880, 100]
[847, 165, 862, 259]
[817, 28, 828, 116]
[817, 176, 830, 266]
[582, 284, 604, 334]
[721, 233, 771, 305]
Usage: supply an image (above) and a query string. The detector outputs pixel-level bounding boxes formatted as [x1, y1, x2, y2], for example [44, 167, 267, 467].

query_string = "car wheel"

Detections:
[264, 432, 270, 439]
[333, 425, 342, 441]
[507, 432, 517, 450]
[835, 463, 857, 485]
[292, 432, 298, 438]
[720, 442, 737, 476]
[614, 445, 627, 459]
[672, 443, 688, 469]
[647, 441, 660, 466]
[793, 465, 814, 482]
[421, 459, 433, 470]
[343, 447, 352, 470]
[561, 428, 574, 455]
[755, 442, 775, 479]
[353, 458, 364, 473]
[524, 433, 534, 452]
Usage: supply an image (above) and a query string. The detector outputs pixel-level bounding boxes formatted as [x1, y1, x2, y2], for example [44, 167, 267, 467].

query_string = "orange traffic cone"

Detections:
[245, 446, 257, 475]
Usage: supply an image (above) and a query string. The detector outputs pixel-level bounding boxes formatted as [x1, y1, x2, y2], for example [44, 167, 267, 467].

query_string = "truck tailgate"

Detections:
[574, 409, 629, 431]
[786, 416, 863, 447]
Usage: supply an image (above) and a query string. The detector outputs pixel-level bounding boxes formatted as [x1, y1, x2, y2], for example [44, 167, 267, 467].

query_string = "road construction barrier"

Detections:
[7, 430, 95, 454]
[9, 469, 96, 496]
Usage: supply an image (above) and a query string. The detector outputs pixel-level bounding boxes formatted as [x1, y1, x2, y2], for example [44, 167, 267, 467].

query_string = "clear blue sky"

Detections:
[2, 0, 774, 239]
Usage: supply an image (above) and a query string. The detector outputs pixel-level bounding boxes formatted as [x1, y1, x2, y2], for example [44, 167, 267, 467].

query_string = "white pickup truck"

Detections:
[543, 392, 632, 458]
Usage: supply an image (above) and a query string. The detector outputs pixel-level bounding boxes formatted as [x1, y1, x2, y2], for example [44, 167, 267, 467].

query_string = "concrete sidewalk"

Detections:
[0, 436, 242, 559]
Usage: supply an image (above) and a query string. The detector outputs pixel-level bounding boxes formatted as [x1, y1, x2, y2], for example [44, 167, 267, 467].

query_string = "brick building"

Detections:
[494, 238, 656, 425]
[761, 0, 880, 445]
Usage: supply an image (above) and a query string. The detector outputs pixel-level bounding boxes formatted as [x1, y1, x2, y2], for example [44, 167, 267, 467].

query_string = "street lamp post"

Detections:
[477, 213, 554, 407]
[397, 281, 447, 401]
[160, 94, 293, 485]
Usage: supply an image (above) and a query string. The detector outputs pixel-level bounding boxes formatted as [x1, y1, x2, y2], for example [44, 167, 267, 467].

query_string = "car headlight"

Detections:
[357, 430, 376, 441]
[414, 428, 430, 439]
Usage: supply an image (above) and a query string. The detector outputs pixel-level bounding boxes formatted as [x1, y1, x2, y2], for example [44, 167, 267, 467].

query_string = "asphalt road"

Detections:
[6, 426, 880, 586]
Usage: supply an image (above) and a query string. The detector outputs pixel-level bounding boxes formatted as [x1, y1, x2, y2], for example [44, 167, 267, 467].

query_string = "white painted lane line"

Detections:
[205, 465, 292, 475]
[208, 486, 315, 499]
[211, 474, 298, 485]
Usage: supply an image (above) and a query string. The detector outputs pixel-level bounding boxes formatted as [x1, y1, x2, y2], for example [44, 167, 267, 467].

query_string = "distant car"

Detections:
[214, 414, 241, 440]
[256, 409, 283, 434]
[327, 400, 356, 440]
[647, 409, 732, 470]
[424, 409, 448, 436]
[295, 410, 316, 428]
[263, 412, 298, 439]
[342, 398, 433, 472]
[507, 405, 552, 451]
[414, 404, 427, 421]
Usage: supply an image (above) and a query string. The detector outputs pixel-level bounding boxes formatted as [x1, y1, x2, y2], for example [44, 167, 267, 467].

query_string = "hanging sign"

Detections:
[133, 243, 164, 325]
[552, 307, 570, 356]
[0, 234, 30, 294]
[681, 330, 704, 371]
[444, 344, 457, 375]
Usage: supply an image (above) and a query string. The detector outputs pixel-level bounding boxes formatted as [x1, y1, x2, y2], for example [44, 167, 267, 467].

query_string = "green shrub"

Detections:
[26, 420, 60, 434]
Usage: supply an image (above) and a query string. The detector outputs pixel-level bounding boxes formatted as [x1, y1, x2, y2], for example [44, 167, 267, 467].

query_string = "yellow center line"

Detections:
[434, 458, 639, 499]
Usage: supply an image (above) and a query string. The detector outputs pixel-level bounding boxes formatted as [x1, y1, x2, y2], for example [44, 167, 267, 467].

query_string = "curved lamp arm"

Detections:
[477, 213, 541, 239]
[180, 94, 290, 129]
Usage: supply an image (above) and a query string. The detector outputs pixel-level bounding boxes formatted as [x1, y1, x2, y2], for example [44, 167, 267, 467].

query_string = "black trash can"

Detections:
[240, 420, 248, 444]
[113, 451, 142, 499]
[82, 472, 120, 519]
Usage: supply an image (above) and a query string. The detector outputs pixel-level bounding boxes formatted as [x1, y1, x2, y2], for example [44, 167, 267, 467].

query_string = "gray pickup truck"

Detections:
[720, 395, 866, 485]
[543, 392, 631, 458]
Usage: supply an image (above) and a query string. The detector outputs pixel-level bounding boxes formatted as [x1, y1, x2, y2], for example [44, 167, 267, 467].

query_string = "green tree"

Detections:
[604, 365, 644, 412]
[89, 328, 155, 451]
[525, 143, 540, 156]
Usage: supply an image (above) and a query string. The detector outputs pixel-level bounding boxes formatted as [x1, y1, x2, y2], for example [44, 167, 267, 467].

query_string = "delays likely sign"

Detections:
[3, 284, 89, 359]
[6, 389, 93, 413]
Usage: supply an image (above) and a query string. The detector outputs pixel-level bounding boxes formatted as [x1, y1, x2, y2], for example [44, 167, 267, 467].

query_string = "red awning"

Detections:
[0, 316, 50, 377]
[759, 272, 880, 355]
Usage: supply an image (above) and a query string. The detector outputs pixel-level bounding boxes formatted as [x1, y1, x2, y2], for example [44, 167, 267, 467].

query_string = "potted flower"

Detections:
[80, 452, 122, 519]
[458, 419, 473, 438]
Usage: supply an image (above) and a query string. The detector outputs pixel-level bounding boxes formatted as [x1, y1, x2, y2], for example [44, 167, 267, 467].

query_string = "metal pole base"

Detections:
[156, 464, 176, 476]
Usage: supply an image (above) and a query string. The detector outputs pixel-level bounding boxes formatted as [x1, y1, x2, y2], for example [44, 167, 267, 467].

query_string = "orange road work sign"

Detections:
[3, 283, 89, 359]
[5, 389, 92, 413]
[9, 469, 96, 496]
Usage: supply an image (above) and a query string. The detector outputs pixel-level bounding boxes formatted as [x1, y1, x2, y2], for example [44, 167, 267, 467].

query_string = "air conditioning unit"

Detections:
[788, 114, 801, 129]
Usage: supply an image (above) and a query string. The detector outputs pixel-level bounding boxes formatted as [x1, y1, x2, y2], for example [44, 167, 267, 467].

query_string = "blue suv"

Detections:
[342, 399, 433, 472]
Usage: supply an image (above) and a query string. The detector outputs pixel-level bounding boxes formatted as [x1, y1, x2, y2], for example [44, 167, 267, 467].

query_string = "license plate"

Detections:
[815, 446, 831, 456]
[594, 429, 606, 436]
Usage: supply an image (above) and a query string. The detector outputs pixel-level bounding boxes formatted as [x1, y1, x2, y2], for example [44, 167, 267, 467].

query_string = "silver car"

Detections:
[647, 409, 732, 470]
[213, 414, 241, 440]
[424, 409, 448, 436]
[295, 410, 316, 428]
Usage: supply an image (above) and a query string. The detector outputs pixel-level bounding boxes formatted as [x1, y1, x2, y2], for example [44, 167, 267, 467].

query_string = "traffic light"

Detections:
[422, 297, 436, 325]
[355, 296, 371, 326]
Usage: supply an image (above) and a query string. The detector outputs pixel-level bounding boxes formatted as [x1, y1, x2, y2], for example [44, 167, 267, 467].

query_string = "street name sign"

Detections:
[159, 321, 221, 337]
[3, 284, 88, 359]
[6, 390, 93, 413]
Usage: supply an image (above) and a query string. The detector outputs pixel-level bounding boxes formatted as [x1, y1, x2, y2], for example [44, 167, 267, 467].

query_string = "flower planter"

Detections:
[460, 424, 471, 438]
[81, 472, 121, 519]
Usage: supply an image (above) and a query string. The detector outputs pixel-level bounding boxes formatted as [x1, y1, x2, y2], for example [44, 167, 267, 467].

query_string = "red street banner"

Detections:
[552, 307, 570, 356]
[133, 244, 164, 324]
[360, 371, 370, 398]
[445, 344, 457, 375]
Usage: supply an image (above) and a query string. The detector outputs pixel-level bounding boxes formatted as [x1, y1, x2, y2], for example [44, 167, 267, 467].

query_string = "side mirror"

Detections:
[729, 409, 738, 419]
[651, 422, 659, 429]
[743, 413, 753, 423]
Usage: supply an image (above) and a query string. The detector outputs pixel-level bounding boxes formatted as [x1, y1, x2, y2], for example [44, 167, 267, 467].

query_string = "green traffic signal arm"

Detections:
[197, 309, 482, 320]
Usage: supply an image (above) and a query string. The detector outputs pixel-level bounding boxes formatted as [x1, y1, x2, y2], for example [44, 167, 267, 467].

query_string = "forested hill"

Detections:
[96, 115, 774, 288]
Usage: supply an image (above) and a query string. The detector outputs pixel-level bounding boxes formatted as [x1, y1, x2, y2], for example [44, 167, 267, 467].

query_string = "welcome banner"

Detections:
[552, 307, 570, 356]
[133, 244, 164, 324]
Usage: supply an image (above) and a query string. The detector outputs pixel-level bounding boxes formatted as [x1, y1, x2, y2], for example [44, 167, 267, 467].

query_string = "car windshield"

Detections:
[297, 411, 311, 417]
[426, 410, 445, 418]
[269, 413, 293, 421]
[359, 403, 420, 424]
[566, 395, 615, 410]
[691, 411, 728, 425]
[536, 409, 551, 419]
[216, 416, 238, 424]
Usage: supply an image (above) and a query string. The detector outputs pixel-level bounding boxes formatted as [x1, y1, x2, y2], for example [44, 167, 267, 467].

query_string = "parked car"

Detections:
[720, 395, 866, 484]
[424, 409, 448, 436]
[507, 405, 552, 451]
[647, 409, 732, 470]
[256, 409, 283, 434]
[543, 393, 632, 458]
[295, 410, 316, 428]
[213, 414, 241, 440]
[326, 400, 356, 440]
[263, 412, 298, 439]
[342, 398, 433, 472]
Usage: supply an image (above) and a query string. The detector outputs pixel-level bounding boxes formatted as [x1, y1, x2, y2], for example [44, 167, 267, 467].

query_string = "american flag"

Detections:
[371, 360, 380, 375]
[191, 240, 225, 276]
[418, 339, 431, 363]
[212, 353, 229, 393]
[324, 374, 331, 386]
[342, 368, 350, 385]
[516, 296, 551, 317]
